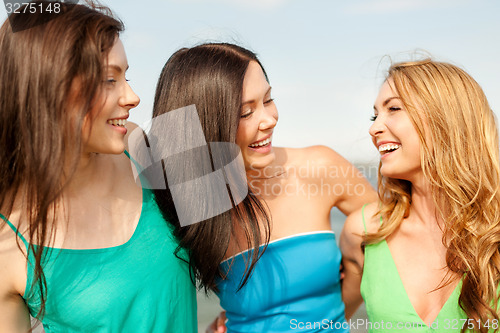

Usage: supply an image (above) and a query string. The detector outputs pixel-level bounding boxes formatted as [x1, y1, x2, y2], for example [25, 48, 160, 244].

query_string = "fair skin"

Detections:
[208, 61, 377, 332]
[0, 38, 140, 331]
[340, 79, 461, 323]
[229, 60, 376, 252]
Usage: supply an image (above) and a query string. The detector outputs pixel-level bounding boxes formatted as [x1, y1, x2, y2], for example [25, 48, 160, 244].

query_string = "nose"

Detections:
[369, 115, 384, 138]
[259, 105, 278, 131]
[120, 81, 140, 110]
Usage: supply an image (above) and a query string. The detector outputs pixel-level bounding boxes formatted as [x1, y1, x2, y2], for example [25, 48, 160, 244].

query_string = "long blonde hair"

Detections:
[365, 59, 500, 332]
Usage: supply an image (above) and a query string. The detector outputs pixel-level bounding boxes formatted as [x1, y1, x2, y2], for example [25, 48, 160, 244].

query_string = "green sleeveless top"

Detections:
[0, 152, 197, 332]
[360, 205, 467, 333]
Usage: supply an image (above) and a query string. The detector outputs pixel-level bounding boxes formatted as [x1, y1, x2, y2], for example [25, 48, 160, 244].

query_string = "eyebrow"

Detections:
[373, 96, 400, 111]
[107, 64, 129, 74]
[242, 86, 272, 106]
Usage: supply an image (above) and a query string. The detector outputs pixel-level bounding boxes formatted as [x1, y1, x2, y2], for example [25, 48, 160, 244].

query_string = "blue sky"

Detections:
[2, 0, 499, 163]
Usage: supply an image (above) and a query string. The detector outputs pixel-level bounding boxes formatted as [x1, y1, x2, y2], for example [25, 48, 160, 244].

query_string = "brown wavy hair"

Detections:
[0, 1, 123, 319]
[151, 43, 271, 292]
[365, 59, 500, 332]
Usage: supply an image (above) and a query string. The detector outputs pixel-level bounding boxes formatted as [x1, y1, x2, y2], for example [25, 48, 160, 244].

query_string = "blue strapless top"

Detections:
[216, 231, 347, 333]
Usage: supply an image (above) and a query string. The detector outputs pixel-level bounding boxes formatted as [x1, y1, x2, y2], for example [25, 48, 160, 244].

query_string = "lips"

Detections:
[249, 137, 271, 148]
[107, 118, 127, 127]
[377, 141, 401, 156]
[106, 116, 128, 135]
[249, 133, 272, 147]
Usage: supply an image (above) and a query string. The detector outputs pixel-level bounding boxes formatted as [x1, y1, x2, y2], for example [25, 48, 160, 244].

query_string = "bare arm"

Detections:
[305, 145, 377, 216]
[0, 291, 31, 332]
[0, 230, 31, 332]
[339, 208, 366, 319]
[328, 154, 376, 216]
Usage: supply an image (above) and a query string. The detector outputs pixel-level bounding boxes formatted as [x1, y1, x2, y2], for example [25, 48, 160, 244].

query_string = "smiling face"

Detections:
[369, 79, 422, 182]
[236, 61, 279, 171]
[81, 38, 140, 155]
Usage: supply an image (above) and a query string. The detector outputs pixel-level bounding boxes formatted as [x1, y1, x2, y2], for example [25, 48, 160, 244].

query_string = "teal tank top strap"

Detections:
[124, 149, 154, 192]
[124, 149, 142, 172]
[0, 213, 29, 248]
[124, 149, 132, 160]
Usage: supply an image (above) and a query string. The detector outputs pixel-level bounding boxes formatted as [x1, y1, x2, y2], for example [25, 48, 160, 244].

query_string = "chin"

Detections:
[246, 153, 276, 172]
[110, 146, 126, 155]
[379, 169, 412, 183]
[96, 145, 126, 155]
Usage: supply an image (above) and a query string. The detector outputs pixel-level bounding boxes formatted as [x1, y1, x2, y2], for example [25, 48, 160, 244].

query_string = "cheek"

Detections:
[271, 105, 279, 121]
[236, 122, 249, 147]
[81, 115, 92, 143]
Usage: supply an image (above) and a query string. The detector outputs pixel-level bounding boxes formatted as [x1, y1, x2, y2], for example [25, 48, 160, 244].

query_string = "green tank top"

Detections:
[360, 204, 466, 333]
[0, 152, 197, 332]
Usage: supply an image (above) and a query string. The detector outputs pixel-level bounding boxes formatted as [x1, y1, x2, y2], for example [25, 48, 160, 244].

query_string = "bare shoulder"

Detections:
[0, 221, 30, 330]
[340, 202, 380, 261]
[341, 206, 366, 241]
[287, 145, 346, 166]
[279, 145, 350, 179]
[360, 202, 382, 234]
[280, 146, 376, 215]
[342, 202, 380, 235]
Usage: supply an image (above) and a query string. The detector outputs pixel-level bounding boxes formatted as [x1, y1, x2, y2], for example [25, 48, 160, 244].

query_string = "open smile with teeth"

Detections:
[249, 137, 271, 148]
[107, 119, 127, 127]
[379, 143, 401, 154]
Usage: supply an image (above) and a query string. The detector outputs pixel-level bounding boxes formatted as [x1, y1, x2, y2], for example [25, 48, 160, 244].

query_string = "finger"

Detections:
[216, 312, 227, 332]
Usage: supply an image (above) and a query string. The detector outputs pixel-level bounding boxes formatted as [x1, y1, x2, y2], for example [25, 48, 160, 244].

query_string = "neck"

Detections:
[65, 152, 100, 195]
[409, 176, 440, 228]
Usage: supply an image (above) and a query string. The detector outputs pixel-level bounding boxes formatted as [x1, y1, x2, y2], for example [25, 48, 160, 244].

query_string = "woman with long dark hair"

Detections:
[0, 2, 196, 331]
[152, 43, 377, 332]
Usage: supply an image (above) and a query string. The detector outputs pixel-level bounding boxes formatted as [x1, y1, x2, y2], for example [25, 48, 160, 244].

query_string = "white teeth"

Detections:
[378, 144, 401, 152]
[107, 119, 127, 127]
[249, 137, 271, 148]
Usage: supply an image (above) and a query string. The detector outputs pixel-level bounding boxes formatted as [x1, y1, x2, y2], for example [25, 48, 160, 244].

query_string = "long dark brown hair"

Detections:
[0, 1, 123, 319]
[151, 43, 272, 292]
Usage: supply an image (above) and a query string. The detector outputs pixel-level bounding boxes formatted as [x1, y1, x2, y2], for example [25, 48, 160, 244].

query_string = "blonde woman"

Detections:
[341, 59, 500, 333]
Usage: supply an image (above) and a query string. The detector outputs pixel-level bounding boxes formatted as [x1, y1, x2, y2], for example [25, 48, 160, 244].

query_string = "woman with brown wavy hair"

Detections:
[341, 59, 500, 332]
[0, 1, 196, 332]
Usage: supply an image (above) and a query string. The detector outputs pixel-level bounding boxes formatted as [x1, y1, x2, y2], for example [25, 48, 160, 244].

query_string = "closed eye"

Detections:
[370, 115, 377, 121]
[241, 111, 253, 119]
